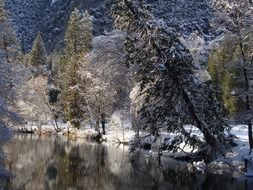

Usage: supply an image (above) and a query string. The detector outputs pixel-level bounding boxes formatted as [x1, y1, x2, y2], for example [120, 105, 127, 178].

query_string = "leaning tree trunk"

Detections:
[112, 0, 231, 160]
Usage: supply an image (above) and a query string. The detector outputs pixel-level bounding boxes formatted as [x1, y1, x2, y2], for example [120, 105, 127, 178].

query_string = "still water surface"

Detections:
[2, 134, 253, 190]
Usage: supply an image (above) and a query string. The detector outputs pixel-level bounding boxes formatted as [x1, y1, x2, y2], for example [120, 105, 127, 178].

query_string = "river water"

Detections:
[1, 134, 253, 190]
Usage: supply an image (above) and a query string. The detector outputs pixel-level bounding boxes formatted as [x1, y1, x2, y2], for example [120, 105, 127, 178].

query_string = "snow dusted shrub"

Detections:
[110, 112, 122, 129]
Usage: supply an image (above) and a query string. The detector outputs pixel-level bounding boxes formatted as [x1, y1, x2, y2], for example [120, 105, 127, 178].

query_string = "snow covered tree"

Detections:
[58, 9, 93, 128]
[64, 9, 92, 58]
[0, 0, 21, 127]
[79, 10, 93, 53]
[0, 1, 21, 181]
[15, 73, 55, 130]
[78, 30, 129, 134]
[112, 0, 230, 160]
[30, 32, 47, 66]
[0, 62, 20, 128]
[211, 0, 253, 153]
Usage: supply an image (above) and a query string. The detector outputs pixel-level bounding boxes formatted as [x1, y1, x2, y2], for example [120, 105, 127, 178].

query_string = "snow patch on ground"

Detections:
[226, 125, 250, 161]
[15, 121, 136, 147]
[208, 125, 253, 177]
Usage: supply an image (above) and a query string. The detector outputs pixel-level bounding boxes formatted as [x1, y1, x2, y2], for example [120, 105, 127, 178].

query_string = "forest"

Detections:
[0, 0, 253, 189]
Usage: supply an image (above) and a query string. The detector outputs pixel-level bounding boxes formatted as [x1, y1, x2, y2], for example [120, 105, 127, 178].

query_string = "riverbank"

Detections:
[12, 123, 253, 177]
[209, 125, 253, 177]
[13, 123, 135, 145]
[5, 134, 253, 190]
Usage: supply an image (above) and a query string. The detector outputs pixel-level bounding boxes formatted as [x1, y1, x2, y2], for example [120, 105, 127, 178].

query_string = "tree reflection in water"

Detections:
[2, 135, 253, 190]
[0, 126, 12, 190]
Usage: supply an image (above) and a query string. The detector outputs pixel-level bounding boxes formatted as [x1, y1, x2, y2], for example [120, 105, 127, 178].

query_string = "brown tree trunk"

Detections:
[101, 113, 106, 135]
[243, 67, 253, 152]
[238, 27, 253, 154]
[90, 119, 93, 128]
[248, 121, 253, 153]
[95, 118, 100, 134]
[3, 35, 9, 63]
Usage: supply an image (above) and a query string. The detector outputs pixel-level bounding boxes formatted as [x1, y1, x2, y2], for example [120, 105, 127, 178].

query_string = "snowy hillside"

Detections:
[5, 0, 217, 53]
[5, 0, 113, 52]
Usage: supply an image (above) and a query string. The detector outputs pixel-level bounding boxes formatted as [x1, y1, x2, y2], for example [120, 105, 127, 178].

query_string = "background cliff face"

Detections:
[5, 0, 113, 52]
[148, 0, 216, 38]
[5, 0, 217, 53]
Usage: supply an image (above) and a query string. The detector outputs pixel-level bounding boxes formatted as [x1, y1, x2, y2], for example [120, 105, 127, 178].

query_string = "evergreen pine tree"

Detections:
[211, 0, 253, 152]
[208, 34, 246, 115]
[0, 0, 7, 22]
[30, 32, 47, 66]
[59, 9, 93, 128]
[0, 0, 20, 63]
[64, 9, 92, 57]
[112, 0, 230, 160]
[79, 10, 93, 52]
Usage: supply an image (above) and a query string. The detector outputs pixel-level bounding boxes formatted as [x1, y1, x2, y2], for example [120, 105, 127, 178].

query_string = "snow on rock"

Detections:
[209, 125, 253, 177]
[226, 125, 250, 161]
[208, 161, 236, 176]
[103, 129, 135, 145]
[16, 122, 67, 134]
[193, 160, 206, 172]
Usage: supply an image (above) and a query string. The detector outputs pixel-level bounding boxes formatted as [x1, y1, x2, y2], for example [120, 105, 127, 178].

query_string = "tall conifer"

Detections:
[30, 32, 47, 66]
[59, 9, 93, 128]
